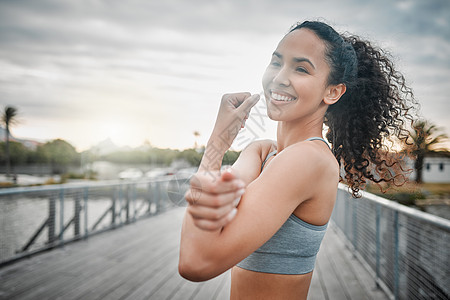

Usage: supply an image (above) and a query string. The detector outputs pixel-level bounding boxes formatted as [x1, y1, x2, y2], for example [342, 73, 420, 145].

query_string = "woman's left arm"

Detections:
[179, 143, 325, 282]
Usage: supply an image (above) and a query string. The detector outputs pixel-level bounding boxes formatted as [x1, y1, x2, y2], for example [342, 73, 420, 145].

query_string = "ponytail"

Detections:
[290, 21, 418, 197]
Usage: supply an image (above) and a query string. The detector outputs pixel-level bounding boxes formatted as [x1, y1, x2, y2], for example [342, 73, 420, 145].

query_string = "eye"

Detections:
[270, 61, 281, 67]
[296, 67, 309, 74]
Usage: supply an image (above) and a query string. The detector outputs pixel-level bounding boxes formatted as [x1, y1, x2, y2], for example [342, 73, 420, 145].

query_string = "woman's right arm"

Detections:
[230, 139, 276, 186]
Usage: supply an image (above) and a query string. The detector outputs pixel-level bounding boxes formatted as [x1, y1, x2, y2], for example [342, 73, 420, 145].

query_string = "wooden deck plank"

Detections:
[58, 236, 177, 299]
[320, 227, 367, 300]
[7, 215, 175, 300]
[332, 227, 390, 300]
[0, 207, 389, 300]
[310, 230, 349, 299]
[1, 214, 172, 294]
[307, 266, 327, 300]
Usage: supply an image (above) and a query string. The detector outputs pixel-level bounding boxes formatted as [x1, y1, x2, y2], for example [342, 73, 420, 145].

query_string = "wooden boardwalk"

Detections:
[0, 207, 388, 300]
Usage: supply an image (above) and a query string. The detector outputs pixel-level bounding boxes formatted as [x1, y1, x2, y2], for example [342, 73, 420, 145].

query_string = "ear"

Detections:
[323, 83, 346, 105]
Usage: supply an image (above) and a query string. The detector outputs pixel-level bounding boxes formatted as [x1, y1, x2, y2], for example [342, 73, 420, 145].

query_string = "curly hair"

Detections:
[289, 21, 418, 197]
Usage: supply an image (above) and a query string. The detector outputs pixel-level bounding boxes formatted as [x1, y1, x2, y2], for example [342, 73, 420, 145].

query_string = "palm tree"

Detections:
[409, 120, 448, 183]
[2, 106, 18, 177]
[193, 131, 200, 150]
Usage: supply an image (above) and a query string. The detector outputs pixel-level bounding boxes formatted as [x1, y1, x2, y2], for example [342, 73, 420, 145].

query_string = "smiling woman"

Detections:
[178, 20, 417, 299]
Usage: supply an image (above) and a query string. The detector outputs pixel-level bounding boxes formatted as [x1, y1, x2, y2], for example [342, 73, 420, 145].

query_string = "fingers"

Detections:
[185, 188, 245, 207]
[188, 201, 235, 220]
[223, 92, 259, 112]
[237, 94, 260, 113]
[223, 92, 251, 108]
[221, 168, 241, 182]
[190, 172, 244, 194]
[190, 208, 238, 231]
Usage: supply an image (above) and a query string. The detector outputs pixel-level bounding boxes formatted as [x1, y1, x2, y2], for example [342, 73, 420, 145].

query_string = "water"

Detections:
[0, 190, 154, 264]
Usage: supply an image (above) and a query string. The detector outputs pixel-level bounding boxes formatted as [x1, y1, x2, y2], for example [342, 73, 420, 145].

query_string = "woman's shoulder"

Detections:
[272, 140, 338, 178]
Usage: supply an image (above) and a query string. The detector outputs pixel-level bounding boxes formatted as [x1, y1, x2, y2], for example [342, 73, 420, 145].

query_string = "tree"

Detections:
[409, 120, 448, 183]
[40, 139, 80, 174]
[2, 106, 18, 177]
[0, 141, 29, 165]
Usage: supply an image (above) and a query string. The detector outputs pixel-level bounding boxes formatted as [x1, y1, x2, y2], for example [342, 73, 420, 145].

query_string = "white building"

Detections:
[416, 153, 450, 183]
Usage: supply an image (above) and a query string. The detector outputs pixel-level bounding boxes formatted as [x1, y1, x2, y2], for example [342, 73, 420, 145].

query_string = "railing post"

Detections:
[345, 195, 350, 237]
[375, 203, 381, 287]
[352, 197, 358, 252]
[132, 184, 137, 221]
[118, 184, 123, 226]
[147, 182, 152, 214]
[112, 186, 116, 227]
[74, 192, 81, 237]
[48, 195, 56, 244]
[394, 210, 399, 300]
[59, 188, 65, 246]
[155, 181, 161, 213]
[84, 187, 88, 239]
[125, 185, 130, 224]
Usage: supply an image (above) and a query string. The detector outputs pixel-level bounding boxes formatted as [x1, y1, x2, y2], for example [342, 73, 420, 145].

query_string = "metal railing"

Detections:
[332, 184, 450, 300]
[0, 175, 190, 266]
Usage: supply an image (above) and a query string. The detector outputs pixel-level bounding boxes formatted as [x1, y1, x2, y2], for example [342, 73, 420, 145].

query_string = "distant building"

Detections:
[414, 152, 450, 183]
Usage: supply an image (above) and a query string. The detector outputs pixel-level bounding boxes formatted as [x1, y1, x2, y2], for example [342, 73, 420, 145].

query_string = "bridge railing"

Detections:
[332, 184, 450, 300]
[0, 175, 190, 266]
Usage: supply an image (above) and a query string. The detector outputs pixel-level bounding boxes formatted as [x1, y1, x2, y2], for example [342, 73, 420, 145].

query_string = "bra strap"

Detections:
[261, 150, 277, 172]
[306, 137, 331, 150]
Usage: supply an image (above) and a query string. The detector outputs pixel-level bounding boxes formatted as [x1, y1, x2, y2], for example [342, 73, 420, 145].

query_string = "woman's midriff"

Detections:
[230, 266, 313, 300]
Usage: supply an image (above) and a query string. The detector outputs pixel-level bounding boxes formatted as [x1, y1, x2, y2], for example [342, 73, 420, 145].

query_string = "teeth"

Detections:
[271, 92, 296, 101]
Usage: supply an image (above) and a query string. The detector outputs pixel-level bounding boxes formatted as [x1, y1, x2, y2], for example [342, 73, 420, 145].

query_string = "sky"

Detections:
[0, 0, 449, 151]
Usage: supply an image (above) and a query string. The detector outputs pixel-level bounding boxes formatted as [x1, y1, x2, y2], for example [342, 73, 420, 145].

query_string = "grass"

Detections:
[366, 181, 450, 206]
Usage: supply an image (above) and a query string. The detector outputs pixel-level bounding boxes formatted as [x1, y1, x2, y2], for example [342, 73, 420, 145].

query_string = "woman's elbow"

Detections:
[178, 256, 218, 282]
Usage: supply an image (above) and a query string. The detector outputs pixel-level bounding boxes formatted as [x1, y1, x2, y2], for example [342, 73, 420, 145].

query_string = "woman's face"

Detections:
[262, 28, 331, 122]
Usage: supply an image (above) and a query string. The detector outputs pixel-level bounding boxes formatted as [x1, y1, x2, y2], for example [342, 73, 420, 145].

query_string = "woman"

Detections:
[178, 20, 415, 299]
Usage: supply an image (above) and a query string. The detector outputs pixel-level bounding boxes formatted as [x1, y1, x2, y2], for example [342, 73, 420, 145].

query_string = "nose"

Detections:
[272, 67, 290, 87]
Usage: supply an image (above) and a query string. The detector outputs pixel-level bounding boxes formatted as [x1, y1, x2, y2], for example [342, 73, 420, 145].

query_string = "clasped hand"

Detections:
[185, 170, 245, 231]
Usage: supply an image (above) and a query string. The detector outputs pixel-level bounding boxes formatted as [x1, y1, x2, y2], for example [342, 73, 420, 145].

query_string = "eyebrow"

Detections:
[273, 51, 316, 70]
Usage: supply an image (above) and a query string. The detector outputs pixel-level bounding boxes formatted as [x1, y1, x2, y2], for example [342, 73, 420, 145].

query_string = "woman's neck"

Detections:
[276, 117, 323, 153]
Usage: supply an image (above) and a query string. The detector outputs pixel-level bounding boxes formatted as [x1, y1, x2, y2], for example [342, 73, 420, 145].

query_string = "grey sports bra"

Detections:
[236, 137, 330, 275]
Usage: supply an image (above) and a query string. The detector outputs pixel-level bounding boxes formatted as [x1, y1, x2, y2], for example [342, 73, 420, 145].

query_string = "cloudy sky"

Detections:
[1, 0, 449, 151]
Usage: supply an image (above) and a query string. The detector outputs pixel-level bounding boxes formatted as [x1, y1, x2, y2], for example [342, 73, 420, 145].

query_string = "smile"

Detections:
[270, 91, 297, 102]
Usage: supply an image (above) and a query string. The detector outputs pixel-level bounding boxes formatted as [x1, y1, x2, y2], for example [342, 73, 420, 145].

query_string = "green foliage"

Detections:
[1, 106, 18, 127]
[99, 148, 241, 167]
[40, 139, 80, 165]
[178, 149, 203, 166]
[0, 141, 30, 165]
[384, 192, 426, 206]
[100, 148, 180, 165]
[1, 137, 242, 173]
[222, 150, 240, 166]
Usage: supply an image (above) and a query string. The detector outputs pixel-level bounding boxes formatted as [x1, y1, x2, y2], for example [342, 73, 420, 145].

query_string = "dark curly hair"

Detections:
[289, 21, 417, 197]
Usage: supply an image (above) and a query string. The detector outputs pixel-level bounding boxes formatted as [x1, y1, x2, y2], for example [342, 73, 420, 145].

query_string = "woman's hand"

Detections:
[211, 92, 260, 148]
[185, 169, 245, 231]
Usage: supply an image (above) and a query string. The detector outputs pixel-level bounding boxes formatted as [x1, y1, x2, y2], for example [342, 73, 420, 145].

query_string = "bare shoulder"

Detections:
[288, 140, 338, 171]
[261, 140, 339, 196]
